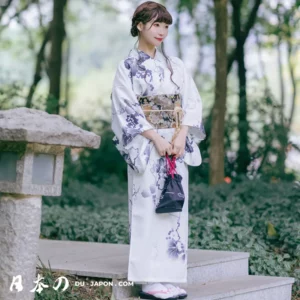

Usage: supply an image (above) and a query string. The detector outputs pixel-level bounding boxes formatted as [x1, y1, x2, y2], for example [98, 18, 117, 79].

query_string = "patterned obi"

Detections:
[137, 93, 184, 130]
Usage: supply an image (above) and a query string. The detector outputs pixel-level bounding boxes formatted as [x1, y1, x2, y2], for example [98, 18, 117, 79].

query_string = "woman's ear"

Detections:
[137, 22, 143, 32]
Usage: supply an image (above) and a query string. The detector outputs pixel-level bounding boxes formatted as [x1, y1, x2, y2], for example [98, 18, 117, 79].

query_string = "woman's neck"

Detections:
[137, 42, 156, 58]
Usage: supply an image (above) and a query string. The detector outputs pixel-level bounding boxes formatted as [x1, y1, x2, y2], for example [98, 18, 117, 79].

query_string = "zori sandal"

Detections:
[139, 282, 179, 299]
[139, 289, 179, 300]
[163, 283, 188, 299]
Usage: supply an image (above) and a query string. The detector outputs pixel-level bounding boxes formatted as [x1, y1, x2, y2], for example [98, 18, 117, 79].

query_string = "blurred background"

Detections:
[0, 0, 299, 298]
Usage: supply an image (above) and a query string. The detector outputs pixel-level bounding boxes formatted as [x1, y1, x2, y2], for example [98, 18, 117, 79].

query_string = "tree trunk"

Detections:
[63, 35, 71, 118]
[210, 0, 228, 185]
[46, 0, 67, 115]
[232, 0, 251, 174]
[287, 38, 296, 131]
[275, 35, 288, 178]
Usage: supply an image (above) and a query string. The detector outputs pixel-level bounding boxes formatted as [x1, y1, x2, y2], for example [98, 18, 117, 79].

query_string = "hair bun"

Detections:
[131, 26, 138, 37]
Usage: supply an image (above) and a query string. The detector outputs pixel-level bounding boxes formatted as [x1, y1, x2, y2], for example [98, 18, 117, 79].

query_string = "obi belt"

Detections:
[137, 93, 185, 141]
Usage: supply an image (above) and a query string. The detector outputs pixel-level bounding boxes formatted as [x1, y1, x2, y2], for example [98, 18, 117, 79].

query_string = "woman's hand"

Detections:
[171, 126, 189, 158]
[153, 135, 173, 157]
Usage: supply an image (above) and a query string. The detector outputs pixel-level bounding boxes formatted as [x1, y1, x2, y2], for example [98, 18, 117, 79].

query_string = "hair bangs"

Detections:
[149, 7, 173, 25]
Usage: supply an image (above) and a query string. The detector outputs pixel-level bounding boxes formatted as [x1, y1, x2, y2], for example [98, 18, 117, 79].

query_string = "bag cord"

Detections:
[165, 154, 177, 178]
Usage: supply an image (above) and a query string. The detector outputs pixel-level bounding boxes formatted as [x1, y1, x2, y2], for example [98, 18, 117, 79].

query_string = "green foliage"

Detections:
[43, 177, 128, 210]
[62, 117, 129, 186]
[247, 92, 295, 180]
[0, 81, 25, 109]
[0, 79, 47, 111]
[41, 205, 129, 244]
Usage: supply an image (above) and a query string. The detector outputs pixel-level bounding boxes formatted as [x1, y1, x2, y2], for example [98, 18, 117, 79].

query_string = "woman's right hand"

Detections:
[152, 135, 173, 157]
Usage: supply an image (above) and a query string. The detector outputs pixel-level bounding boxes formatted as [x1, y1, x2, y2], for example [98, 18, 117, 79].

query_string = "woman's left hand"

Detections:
[171, 126, 188, 158]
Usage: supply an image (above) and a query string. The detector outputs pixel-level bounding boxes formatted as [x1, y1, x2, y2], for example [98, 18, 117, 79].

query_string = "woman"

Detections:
[111, 1, 206, 299]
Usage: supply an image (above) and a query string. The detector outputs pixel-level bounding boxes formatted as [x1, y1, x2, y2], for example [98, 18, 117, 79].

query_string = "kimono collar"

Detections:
[128, 47, 164, 62]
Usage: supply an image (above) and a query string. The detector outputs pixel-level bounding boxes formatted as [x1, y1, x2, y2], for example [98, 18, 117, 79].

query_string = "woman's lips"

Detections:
[155, 38, 163, 41]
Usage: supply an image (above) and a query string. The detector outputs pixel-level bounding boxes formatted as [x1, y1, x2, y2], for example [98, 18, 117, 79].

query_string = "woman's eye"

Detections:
[154, 23, 168, 28]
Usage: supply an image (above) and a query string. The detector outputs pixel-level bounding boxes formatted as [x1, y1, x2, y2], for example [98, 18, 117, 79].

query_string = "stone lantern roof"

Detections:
[0, 108, 100, 148]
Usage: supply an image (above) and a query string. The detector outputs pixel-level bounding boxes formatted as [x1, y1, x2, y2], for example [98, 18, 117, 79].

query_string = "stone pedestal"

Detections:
[0, 195, 41, 300]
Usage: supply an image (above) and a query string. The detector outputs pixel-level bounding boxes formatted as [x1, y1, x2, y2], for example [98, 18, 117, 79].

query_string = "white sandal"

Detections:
[140, 283, 179, 299]
[163, 283, 188, 299]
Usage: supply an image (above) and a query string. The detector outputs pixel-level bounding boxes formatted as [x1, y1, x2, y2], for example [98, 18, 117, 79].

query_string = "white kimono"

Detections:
[110, 47, 206, 284]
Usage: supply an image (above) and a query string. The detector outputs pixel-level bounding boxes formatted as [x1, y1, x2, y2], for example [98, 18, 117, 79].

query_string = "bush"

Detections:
[41, 205, 129, 244]
[43, 177, 127, 209]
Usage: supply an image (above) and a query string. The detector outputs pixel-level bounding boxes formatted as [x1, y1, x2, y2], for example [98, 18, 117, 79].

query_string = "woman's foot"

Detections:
[140, 282, 179, 299]
[162, 283, 188, 299]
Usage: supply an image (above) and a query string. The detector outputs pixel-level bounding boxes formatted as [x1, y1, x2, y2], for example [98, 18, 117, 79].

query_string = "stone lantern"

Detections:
[0, 108, 101, 300]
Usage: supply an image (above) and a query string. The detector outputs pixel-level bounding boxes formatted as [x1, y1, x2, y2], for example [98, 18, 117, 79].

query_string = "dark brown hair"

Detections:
[130, 1, 179, 91]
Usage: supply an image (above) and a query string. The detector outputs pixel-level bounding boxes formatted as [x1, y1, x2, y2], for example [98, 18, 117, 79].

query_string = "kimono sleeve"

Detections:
[179, 61, 206, 145]
[111, 60, 155, 173]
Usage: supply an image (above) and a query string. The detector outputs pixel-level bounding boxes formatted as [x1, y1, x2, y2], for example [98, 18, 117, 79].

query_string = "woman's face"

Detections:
[138, 18, 169, 46]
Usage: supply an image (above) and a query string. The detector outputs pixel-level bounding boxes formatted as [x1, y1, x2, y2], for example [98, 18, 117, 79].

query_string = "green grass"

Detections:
[34, 257, 111, 300]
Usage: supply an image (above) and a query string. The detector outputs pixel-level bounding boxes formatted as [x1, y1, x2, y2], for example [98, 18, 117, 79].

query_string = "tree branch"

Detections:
[0, 0, 14, 22]
[227, 0, 262, 73]
[26, 27, 51, 108]
[0, 1, 32, 34]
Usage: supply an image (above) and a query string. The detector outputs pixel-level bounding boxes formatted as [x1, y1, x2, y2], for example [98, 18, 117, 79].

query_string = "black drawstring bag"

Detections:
[155, 154, 185, 214]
